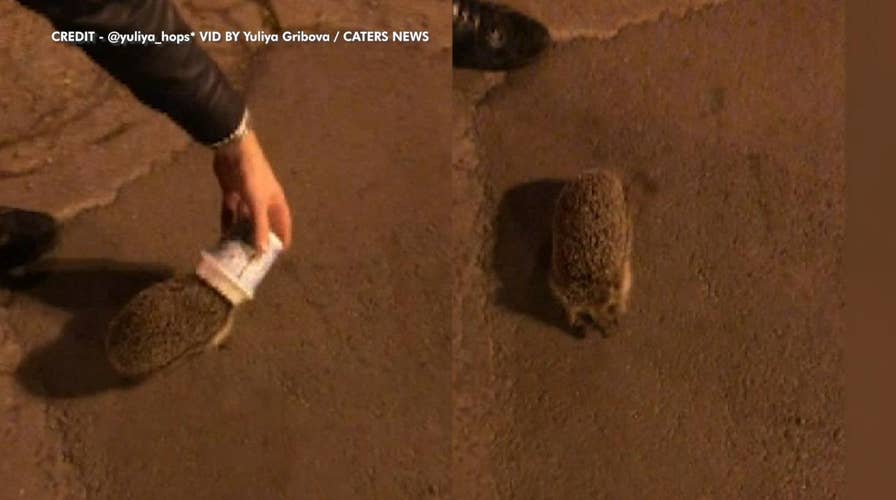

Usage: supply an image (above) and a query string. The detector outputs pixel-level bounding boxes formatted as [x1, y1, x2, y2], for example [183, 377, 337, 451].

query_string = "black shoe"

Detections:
[0, 208, 58, 273]
[453, 0, 549, 71]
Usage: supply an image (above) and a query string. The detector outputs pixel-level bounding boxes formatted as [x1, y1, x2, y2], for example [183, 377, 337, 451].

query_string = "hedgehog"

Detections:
[105, 275, 234, 379]
[549, 168, 633, 336]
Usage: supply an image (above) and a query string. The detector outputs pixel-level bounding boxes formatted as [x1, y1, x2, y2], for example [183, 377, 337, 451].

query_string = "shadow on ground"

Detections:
[2, 259, 173, 398]
[491, 179, 583, 339]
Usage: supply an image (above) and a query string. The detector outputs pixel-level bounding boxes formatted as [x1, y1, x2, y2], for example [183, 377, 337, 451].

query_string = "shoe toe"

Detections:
[453, 4, 550, 71]
[503, 12, 549, 60]
[0, 209, 58, 271]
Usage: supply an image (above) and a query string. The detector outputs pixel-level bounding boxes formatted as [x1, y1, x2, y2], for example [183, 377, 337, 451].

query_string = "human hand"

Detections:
[212, 130, 293, 252]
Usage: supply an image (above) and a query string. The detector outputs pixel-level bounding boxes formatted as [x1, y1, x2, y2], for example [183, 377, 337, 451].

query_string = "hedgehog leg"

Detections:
[568, 306, 584, 329]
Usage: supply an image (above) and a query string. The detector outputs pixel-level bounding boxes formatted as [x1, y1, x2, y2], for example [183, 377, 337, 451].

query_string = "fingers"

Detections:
[250, 200, 271, 253]
[220, 192, 241, 236]
[269, 197, 293, 249]
[228, 192, 291, 254]
[238, 201, 252, 222]
[216, 135, 291, 253]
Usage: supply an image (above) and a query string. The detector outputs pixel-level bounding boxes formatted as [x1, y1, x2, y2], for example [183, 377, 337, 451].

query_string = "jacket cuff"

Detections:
[208, 108, 251, 149]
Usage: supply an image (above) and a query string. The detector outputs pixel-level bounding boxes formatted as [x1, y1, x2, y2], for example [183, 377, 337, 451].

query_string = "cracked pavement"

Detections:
[1, 0, 843, 498]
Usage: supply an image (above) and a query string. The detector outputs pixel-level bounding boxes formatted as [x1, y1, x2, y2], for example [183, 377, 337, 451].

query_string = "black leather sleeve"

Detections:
[17, 0, 246, 146]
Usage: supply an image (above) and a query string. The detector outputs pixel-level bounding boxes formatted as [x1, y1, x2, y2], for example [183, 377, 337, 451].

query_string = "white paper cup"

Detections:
[195, 224, 283, 305]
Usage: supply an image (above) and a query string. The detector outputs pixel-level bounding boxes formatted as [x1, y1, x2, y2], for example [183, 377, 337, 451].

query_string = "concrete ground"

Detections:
[1, 0, 842, 498]
[453, 0, 843, 498]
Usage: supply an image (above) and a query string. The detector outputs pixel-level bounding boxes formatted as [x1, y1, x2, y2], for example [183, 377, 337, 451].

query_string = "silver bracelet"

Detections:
[210, 108, 251, 149]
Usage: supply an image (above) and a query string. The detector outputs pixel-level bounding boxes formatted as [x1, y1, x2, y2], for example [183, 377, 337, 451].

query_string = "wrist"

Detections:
[212, 129, 268, 183]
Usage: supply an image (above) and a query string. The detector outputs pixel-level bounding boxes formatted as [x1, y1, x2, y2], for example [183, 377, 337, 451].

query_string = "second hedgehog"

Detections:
[549, 168, 633, 335]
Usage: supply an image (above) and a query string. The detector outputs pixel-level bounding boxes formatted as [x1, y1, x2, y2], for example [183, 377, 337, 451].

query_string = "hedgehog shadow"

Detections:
[492, 179, 582, 338]
[4, 259, 174, 398]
